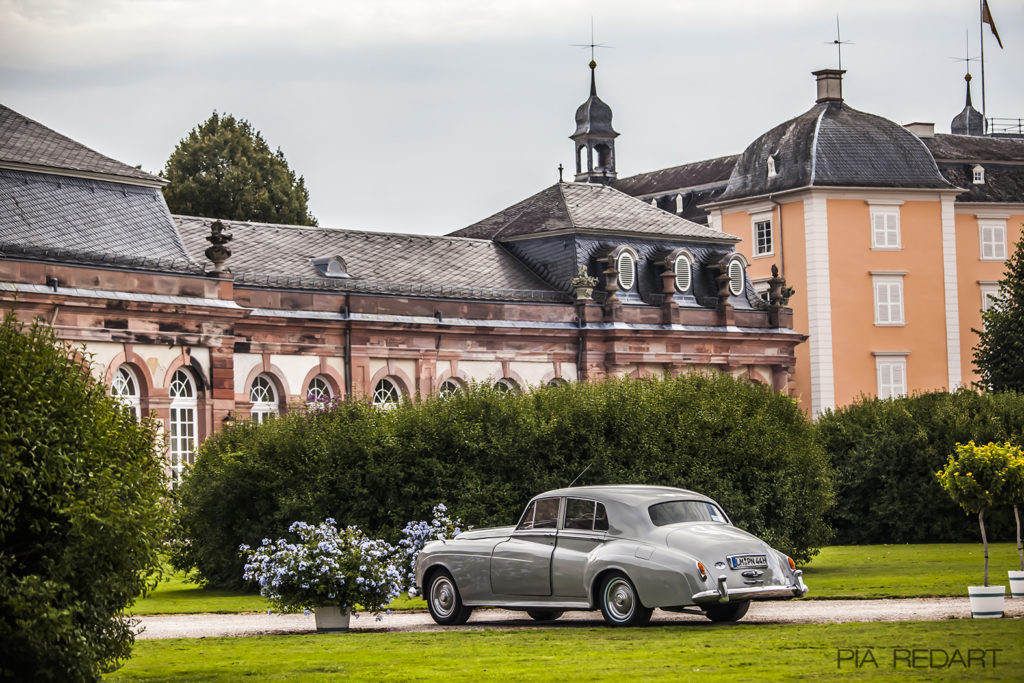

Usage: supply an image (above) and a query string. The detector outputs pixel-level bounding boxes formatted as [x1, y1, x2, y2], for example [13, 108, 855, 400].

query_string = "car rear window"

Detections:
[648, 500, 727, 526]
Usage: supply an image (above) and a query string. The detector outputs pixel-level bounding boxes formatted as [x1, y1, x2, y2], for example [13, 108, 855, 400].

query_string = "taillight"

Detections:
[696, 561, 708, 581]
[788, 557, 796, 571]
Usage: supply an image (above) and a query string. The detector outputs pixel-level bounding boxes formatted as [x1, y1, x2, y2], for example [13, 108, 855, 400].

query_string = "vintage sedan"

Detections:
[415, 485, 808, 627]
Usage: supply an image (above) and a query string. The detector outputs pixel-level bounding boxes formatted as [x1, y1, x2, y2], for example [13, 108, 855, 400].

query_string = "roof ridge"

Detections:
[809, 106, 826, 186]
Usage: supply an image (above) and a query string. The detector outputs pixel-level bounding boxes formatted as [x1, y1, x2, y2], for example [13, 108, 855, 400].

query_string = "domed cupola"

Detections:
[717, 69, 953, 202]
[951, 73, 985, 136]
[570, 60, 619, 183]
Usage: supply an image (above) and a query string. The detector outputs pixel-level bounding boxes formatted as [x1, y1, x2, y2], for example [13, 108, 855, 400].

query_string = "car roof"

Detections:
[535, 484, 715, 507]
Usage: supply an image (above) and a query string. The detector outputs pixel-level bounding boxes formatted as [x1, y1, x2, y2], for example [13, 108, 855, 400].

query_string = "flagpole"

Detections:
[980, 0, 987, 126]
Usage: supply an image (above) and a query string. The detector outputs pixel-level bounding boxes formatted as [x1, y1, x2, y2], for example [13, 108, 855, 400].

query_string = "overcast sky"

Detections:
[2, 0, 1022, 234]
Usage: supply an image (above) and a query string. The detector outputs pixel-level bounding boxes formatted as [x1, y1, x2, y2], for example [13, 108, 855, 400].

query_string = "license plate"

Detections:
[728, 554, 768, 569]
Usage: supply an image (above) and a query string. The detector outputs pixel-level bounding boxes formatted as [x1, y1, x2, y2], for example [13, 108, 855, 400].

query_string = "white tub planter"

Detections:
[1009, 571, 1024, 598]
[967, 585, 1005, 618]
[314, 606, 351, 632]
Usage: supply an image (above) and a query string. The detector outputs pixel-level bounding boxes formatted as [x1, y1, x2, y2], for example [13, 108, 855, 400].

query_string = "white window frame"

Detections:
[872, 274, 905, 326]
[674, 253, 692, 293]
[727, 259, 744, 297]
[438, 379, 462, 398]
[168, 368, 197, 486]
[111, 365, 141, 420]
[972, 165, 985, 185]
[870, 206, 901, 250]
[249, 374, 278, 424]
[616, 251, 636, 291]
[306, 375, 333, 406]
[373, 378, 401, 408]
[874, 353, 908, 400]
[494, 378, 519, 394]
[979, 219, 1007, 261]
[751, 213, 774, 257]
[980, 282, 1001, 313]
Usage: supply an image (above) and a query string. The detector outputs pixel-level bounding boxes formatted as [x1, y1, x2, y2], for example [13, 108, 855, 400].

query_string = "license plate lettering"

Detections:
[729, 554, 768, 569]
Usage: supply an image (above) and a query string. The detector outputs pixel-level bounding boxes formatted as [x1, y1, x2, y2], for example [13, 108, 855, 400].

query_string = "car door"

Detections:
[489, 497, 561, 596]
[551, 497, 609, 598]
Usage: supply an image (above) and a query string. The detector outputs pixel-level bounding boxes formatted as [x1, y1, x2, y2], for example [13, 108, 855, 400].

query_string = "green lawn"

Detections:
[133, 543, 1022, 615]
[109, 620, 1023, 681]
[803, 543, 1022, 599]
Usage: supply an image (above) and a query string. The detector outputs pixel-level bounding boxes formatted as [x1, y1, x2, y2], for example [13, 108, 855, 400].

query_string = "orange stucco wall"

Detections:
[955, 212, 1024, 386]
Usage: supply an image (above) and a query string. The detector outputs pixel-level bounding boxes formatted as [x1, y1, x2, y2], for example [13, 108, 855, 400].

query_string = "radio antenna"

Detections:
[568, 463, 592, 488]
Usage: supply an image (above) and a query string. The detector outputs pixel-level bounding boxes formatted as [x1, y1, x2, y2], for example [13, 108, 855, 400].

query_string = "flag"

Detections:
[983, 0, 1004, 49]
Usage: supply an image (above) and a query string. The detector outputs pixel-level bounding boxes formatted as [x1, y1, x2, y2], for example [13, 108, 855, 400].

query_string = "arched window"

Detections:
[616, 251, 636, 291]
[494, 378, 519, 394]
[306, 375, 333, 406]
[373, 378, 401, 408]
[250, 374, 278, 424]
[577, 145, 587, 174]
[595, 144, 611, 169]
[112, 365, 141, 419]
[547, 377, 568, 388]
[674, 254, 692, 293]
[728, 259, 745, 297]
[168, 368, 197, 486]
[438, 379, 462, 398]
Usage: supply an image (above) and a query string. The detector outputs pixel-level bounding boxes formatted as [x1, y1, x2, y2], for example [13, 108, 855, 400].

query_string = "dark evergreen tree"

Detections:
[162, 112, 317, 226]
[974, 232, 1024, 392]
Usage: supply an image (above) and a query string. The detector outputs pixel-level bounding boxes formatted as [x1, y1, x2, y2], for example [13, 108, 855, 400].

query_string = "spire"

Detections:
[951, 72, 985, 136]
[570, 60, 618, 184]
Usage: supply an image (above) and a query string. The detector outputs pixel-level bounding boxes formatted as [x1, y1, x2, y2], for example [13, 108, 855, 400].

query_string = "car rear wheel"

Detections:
[702, 600, 751, 622]
[426, 569, 473, 625]
[525, 609, 564, 622]
[598, 572, 653, 627]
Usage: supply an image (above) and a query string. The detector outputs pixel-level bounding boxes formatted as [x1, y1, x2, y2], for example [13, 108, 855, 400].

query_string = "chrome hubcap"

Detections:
[431, 577, 455, 617]
[605, 578, 635, 621]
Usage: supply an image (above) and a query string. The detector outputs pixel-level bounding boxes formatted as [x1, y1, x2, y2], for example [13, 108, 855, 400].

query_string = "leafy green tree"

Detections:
[162, 112, 317, 226]
[0, 312, 169, 681]
[974, 231, 1024, 391]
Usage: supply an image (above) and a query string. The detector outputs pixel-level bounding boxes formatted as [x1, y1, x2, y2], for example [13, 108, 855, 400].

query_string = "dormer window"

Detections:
[973, 165, 985, 185]
[767, 154, 778, 178]
[728, 259, 744, 297]
[616, 251, 636, 291]
[311, 255, 350, 278]
[674, 194, 684, 214]
[674, 253, 692, 293]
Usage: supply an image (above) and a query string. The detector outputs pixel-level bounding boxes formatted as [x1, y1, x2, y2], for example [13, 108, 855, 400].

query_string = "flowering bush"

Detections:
[936, 441, 1021, 585]
[398, 504, 467, 593]
[240, 519, 403, 615]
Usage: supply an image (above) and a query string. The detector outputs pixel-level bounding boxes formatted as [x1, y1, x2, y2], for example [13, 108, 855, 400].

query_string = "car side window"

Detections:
[517, 498, 559, 530]
[563, 499, 610, 531]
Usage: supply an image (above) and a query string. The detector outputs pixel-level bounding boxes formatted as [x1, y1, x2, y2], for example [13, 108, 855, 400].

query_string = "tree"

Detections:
[974, 230, 1024, 391]
[162, 112, 317, 226]
[0, 312, 169, 681]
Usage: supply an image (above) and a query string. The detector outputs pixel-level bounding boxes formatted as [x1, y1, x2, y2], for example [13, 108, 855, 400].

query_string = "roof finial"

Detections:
[825, 15, 853, 71]
[950, 30, 979, 108]
[571, 16, 611, 98]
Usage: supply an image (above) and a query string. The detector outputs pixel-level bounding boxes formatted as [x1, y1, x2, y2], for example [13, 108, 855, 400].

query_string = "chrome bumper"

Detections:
[691, 570, 808, 604]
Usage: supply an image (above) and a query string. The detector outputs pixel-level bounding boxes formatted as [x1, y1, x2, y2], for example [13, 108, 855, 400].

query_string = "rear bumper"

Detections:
[691, 570, 808, 604]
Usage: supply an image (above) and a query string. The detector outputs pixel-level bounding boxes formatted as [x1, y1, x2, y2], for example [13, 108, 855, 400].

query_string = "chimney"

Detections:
[812, 69, 845, 103]
[903, 122, 935, 138]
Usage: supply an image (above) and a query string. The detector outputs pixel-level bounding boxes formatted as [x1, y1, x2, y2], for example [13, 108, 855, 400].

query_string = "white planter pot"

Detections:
[314, 606, 351, 632]
[1009, 571, 1024, 598]
[967, 585, 1005, 618]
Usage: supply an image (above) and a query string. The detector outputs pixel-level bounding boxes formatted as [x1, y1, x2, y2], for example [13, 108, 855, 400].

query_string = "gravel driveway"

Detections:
[135, 598, 1024, 639]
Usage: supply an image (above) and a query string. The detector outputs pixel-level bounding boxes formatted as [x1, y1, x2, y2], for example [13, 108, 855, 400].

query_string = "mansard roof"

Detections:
[715, 102, 954, 203]
[613, 155, 739, 197]
[174, 216, 566, 302]
[450, 182, 738, 242]
[924, 134, 1024, 204]
[0, 168, 199, 272]
[0, 105, 163, 185]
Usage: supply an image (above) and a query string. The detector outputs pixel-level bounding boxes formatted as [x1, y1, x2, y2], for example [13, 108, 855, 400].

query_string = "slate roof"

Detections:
[449, 182, 738, 242]
[0, 105, 161, 184]
[923, 134, 1024, 204]
[174, 216, 567, 302]
[924, 134, 1024, 163]
[715, 102, 954, 203]
[0, 168, 200, 272]
[613, 155, 739, 197]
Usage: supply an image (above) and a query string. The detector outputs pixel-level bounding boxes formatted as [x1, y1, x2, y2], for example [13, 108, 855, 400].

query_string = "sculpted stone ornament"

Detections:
[204, 220, 233, 274]
[570, 265, 598, 301]
[768, 264, 795, 307]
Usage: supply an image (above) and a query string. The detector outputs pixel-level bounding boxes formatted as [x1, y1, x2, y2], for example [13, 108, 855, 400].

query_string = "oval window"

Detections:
[674, 254, 691, 293]
[616, 251, 636, 291]
[728, 259, 744, 297]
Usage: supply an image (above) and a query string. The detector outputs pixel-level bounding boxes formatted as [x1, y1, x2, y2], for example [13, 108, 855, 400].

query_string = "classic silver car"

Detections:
[415, 485, 808, 627]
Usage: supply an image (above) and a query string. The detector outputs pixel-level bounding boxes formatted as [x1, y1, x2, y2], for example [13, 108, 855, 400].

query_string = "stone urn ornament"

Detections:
[570, 265, 598, 301]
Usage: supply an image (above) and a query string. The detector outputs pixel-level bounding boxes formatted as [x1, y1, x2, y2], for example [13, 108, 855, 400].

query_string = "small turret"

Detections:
[570, 60, 618, 183]
[951, 73, 985, 136]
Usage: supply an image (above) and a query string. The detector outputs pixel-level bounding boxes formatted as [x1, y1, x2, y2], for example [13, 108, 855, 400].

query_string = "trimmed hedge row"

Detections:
[172, 374, 833, 589]
[818, 390, 1024, 545]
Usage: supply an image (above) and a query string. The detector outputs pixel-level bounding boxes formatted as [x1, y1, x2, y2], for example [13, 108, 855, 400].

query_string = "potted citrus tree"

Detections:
[1006, 447, 1024, 598]
[240, 519, 403, 631]
[936, 441, 1015, 618]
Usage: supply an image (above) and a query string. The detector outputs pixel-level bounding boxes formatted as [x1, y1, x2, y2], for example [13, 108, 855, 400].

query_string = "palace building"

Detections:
[0, 62, 801, 481]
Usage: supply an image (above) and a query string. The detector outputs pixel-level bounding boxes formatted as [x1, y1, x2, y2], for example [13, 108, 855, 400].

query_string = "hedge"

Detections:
[817, 390, 1024, 545]
[173, 373, 833, 589]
